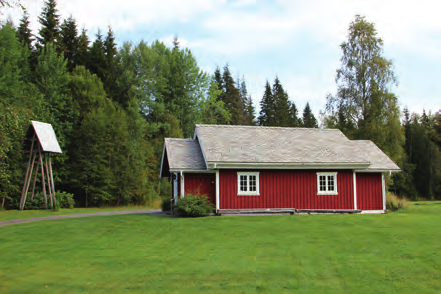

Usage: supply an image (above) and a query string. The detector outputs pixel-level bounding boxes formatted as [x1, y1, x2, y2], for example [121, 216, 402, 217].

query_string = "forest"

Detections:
[0, 1, 440, 209]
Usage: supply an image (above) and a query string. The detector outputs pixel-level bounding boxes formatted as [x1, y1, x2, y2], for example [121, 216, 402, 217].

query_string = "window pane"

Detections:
[319, 175, 326, 191]
[328, 175, 334, 191]
[240, 175, 247, 191]
[249, 175, 256, 192]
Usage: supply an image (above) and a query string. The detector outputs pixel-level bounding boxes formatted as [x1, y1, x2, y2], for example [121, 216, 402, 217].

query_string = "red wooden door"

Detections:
[184, 173, 216, 207]
[356, 173, 383, 210]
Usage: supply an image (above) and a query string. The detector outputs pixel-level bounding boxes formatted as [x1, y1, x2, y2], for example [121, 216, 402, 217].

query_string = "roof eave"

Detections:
[206, 162, 371, 170]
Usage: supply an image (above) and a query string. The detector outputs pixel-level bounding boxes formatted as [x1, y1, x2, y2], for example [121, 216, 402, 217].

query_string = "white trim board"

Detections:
[382, 173, 386, 211]
[353, 171, 357, 210]
[360, 210, 385, 214]
[354, 170, 400, 173]
[159, 142, 167, 177]
[170, 170, 215, 173]
[216, 170, 220, 211]
[207, 162, 370, 170]
[180, 171, 184, 198]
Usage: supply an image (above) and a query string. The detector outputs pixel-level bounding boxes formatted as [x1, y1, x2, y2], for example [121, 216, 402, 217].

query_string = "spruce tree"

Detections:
[75, 28, 89, 67]
[104, 26, 117, 100]
[59, 16, 79, 71]
[222, 64, 242, 125]
[214, 66, 224, 102]
[258, 81, 276, 126]
[88, 30, 106, 81]
[272, 77, 290, 127]
[287, 101, 301, 127]
[17, 12, 33, 51]
[240, 77, 255, 125]
[302, 102, 318, 128]
[37, 0, 60, 48]
[16, 12, 37, 76]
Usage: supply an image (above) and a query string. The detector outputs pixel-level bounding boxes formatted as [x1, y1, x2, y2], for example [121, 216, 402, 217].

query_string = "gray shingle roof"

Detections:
[164, 138, 206, 171]
[351, 140, 400, 171]
[195, 124, 399, 170]
[195, 125, 368, 163]
[162, 125, 400, 173]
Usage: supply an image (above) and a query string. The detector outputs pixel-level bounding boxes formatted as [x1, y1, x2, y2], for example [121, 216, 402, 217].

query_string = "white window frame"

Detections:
[317, 172, 338, 195]
[237, 172, 260, 195]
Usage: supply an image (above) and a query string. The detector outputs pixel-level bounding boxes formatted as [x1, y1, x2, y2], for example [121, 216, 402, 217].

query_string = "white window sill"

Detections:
[238, 193, 260, 196]
[317, 192, 338, 195]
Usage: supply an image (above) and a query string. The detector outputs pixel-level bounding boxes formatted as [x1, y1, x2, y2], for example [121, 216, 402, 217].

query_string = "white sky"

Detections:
[3, 0, 440, 117]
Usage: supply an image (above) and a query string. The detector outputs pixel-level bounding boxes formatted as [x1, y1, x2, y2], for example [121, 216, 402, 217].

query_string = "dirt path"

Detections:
[0, 209, 162, 227]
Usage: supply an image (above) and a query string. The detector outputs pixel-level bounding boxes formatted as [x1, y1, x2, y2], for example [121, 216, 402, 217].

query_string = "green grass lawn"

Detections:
[0, 203, 440, 293]
[0, 205, 159, 222]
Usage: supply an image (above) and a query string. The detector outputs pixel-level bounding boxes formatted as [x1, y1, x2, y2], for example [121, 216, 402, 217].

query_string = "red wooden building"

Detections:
[160, 125, 400, 214]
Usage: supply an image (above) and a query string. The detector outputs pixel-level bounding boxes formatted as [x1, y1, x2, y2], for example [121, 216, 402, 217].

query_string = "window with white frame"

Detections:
[317, 172, 338, 195]
[237, 172, 260, 195]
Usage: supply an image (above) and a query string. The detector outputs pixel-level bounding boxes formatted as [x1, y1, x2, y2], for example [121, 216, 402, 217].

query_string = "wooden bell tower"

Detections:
[19, 121, 62, 210]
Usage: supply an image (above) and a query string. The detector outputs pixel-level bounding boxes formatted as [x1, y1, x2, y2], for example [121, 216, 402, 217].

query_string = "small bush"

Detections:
[174, 194, 213, 217]
[56, 191, 75, 209]
[161, 197, 172, 212]
[386, 193, 408, 211]
[24, 191, 75, 210]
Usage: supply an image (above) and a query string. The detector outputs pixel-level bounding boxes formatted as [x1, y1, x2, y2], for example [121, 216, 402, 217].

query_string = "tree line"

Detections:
[0, 2, 439, 209]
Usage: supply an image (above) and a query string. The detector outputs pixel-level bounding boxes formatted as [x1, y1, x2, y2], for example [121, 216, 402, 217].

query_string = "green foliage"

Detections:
[103, 27, 117, 100]
[258, 80, 275, 126]
[75, 28, 89, 68]
[59, 16, 79, 71]
[0, 23, 28, 99]
[0, 23, 42, 209]
[37, 0, 60, 48]
[220, 65, 243, 125]
[198, 77, 231, 124]
[325, 14, 406, 194]
[16, 12, 34, 51]
[161, 197, 171, 212]
[273, 77, 291, 127]
[288, 101, 301, 127]
[302, 102, 318, 128]
[393, 111, 441, 199]
[19, 190, 74, 210]
[87, 30, 106, 81]
[55, 191, 75, 208]
[174, 194, 213, 217]
[69, 66, 107, 119]
[21, 192, 46, 210]
[259, 77, 300, 127]
[34, 43, 73, 186]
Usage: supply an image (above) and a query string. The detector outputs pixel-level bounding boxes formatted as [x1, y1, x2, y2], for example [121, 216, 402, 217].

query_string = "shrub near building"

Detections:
[174, 194, 213, 217]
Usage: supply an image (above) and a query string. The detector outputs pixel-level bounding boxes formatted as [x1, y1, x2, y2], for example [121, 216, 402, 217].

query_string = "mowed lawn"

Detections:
[0, 203, 440, 293]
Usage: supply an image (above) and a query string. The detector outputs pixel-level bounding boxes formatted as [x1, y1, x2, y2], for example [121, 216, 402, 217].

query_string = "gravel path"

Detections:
[0, 209, 162, 227]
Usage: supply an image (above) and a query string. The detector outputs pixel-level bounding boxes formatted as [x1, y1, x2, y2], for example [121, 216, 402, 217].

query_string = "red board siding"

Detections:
[184, 173, 216, 206]
[356, 173, 383, 210]
[219, 170, 354, 210]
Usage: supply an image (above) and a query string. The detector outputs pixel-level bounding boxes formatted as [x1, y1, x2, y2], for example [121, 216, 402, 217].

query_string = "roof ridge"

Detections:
[195, 124, 341, 131]
[165, 138, 195, 141]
